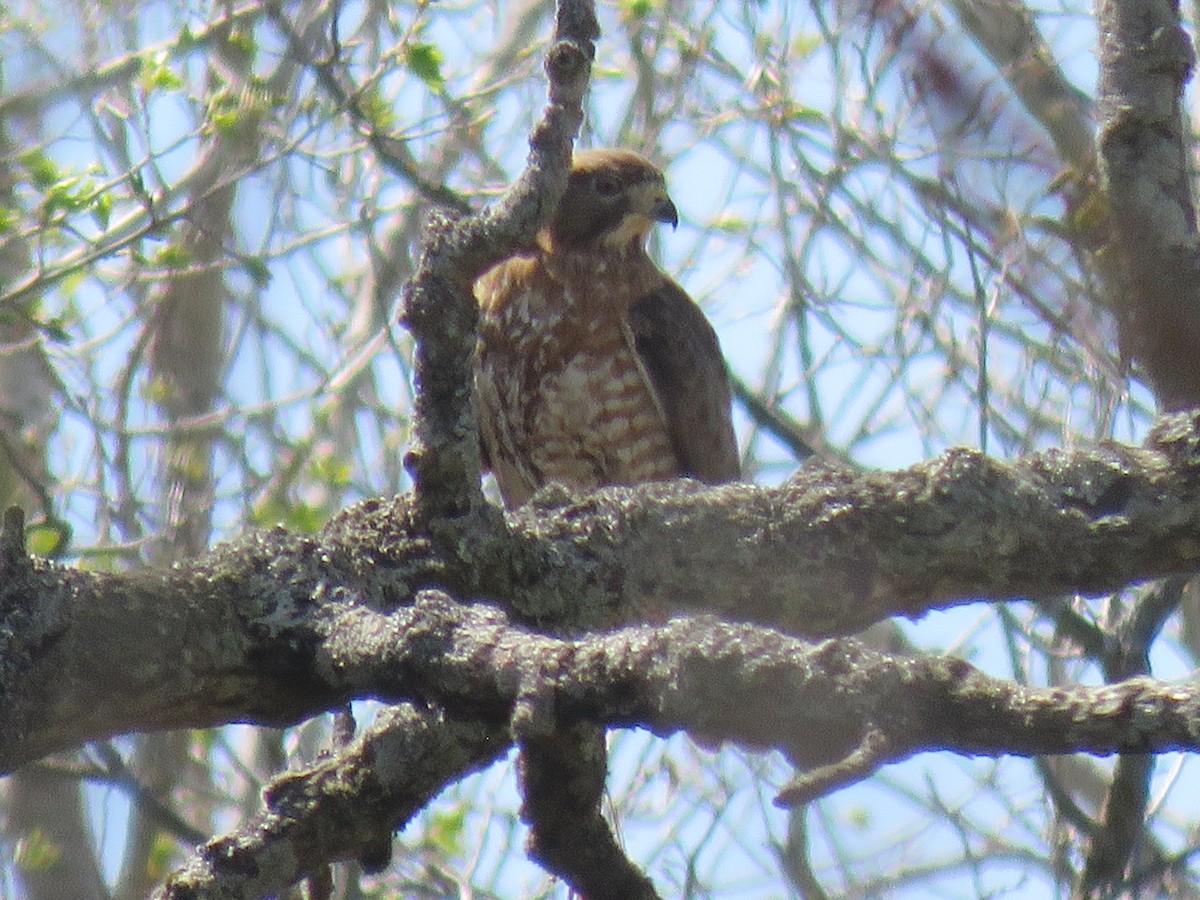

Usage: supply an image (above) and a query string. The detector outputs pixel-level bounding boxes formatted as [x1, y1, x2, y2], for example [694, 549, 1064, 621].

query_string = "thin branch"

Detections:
[1081, 575, 1189, 894]
[262, 2, 472, 215]
[397, 0, 598, 524]
[949, 0, 1096, 170]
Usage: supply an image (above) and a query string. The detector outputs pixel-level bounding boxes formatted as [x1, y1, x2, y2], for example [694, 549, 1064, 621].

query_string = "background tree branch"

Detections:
[5, 413, 1200, 772]
[1097, 0, 1200, 411]
[5, 0, 1200, 894]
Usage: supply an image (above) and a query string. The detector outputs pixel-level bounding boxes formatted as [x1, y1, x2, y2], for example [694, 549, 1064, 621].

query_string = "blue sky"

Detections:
[4, 0, 1194, 895]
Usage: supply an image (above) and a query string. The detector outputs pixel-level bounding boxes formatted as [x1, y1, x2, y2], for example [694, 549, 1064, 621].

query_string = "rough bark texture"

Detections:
[1097, 0, 1200, 411]
[136, 589, 1200, 895]
[5, 417, 1200, 774]
[7, 403, 1200, 894]
[7, 1, 1200, 896]
[159, 703, 506, 898]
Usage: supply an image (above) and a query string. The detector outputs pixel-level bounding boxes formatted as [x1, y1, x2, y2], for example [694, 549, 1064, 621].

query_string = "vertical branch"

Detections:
[1080, 575, 1187, 893]
[1093, 2, 1198, 880]
[1096, 0, 1200, 411]
[519, 725, 660, 899]
[949, 0, 1096, 171]
[399, 0, 599, 525]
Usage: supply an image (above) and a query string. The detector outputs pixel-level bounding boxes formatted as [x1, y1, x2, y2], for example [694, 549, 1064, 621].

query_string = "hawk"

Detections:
[475, 148, 740, 507]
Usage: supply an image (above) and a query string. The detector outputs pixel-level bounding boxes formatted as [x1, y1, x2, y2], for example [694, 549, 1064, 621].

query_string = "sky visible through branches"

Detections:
[2, 0, 1196, 895]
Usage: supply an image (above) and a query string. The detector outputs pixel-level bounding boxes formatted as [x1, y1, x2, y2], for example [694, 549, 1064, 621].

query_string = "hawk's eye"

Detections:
[594, 175, 621, 196]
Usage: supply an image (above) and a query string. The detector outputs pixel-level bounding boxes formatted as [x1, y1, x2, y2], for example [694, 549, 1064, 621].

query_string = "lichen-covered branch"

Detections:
[322, 592, 1200, 784]
[8, 413, 1200, 772]
[397, 0, 598, 525]
[149, 591, 1200, 895]
[158, 705, 506, 899]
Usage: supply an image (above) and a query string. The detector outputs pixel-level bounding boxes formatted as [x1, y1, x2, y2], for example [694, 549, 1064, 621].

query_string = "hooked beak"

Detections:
[652, 196, 679, 230]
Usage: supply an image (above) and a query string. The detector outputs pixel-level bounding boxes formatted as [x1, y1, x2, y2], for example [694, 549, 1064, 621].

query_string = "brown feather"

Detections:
[627, 282, 741, 482]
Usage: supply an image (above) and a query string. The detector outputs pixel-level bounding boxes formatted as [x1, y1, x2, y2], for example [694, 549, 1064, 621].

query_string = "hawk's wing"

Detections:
[626, 281, 740, 483]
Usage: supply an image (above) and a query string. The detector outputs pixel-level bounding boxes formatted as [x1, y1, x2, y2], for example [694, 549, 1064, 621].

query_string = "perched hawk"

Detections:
[475, 148, 739, 507]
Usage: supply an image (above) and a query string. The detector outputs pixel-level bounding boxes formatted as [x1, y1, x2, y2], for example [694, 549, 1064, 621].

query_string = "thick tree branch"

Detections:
[1097, 0, 1200, 410]
[8, 413, 1200, 771]
[18, 567, 1200, 784]
[321, 593, 1200, 792]
[134, 590, 1200, 896]
[110, 586, 1200, 896]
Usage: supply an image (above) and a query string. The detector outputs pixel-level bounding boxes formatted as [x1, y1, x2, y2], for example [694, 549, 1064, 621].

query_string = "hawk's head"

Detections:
[547, 148, 678, 252]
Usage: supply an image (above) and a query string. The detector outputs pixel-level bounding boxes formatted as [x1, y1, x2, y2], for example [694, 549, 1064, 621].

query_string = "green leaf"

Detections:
[204, 87, 242, 135]
[138, 50, 183, 93]
[225, 26, 256, 57]
[243, 255, 271, 287]
[92, 190, 112, 230]
[709, 213, 748, 234]
[310, 452, 351, 489]
[177, 23, 197, 51]
[406, 42, 444, 87]
[250, 497, 324, 533]
[14, 829, 62, 872]
[153, 244, 190, 270]
[620, 0, 657, 20]
[208, 107, 241, 135]
[19, 150, 60, 190]
[146, 832, 175, 881]
[26, 519, 71, 558]
[848, 806, 872, 830]
[425, 806, 466, 856]
[39, 316, 72, 344]
[791, 33, 821, 60]
[357, 87, 396, 133]
[36, 165, 105, 218]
